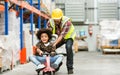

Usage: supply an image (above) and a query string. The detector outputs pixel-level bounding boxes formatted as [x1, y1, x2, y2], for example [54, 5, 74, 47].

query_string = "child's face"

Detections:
[40, 33, 49, 43]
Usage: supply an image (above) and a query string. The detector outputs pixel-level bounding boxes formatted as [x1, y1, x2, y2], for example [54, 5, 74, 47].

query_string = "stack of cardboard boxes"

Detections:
[0, 10, 20, 72]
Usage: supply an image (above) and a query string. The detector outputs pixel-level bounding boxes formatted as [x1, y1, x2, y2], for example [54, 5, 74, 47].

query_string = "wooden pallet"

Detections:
[102, 49, 120, 54]
[101, 46, 120, 49]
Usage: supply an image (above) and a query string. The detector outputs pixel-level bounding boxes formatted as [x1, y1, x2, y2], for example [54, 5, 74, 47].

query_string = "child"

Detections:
[29, 28, 64, 72]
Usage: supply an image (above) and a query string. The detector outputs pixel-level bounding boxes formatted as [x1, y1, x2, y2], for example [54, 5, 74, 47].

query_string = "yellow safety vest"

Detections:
[49, 16, 76, 40]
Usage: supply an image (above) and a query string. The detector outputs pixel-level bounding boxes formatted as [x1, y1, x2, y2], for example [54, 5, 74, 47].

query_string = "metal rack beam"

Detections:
[30, 0, 34, 46]
[37, 0, 41, 28]
[9, 0, 50, 19]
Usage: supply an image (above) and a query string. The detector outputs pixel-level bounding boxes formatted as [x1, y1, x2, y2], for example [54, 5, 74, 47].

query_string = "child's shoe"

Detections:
[36, 64, 45, 72]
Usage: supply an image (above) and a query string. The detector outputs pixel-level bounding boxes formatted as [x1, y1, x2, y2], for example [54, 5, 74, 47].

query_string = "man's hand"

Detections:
[52, 44, 56, 50]
[50, 51, 56, 57]
[50, 43, 56, 51]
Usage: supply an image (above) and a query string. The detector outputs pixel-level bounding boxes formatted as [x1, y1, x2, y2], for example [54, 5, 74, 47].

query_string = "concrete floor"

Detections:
[1, 51, 120, 75]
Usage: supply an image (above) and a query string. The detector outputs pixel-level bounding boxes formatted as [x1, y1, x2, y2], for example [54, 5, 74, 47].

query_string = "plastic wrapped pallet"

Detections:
[8, 31, 20, 66]
[0, 10, 19, 35]
[8, 11, 20, 65]
[0, 34, 20, 71]
[0, 35, 12, 71]
[100, 20, 120, 40]
[101, 38, 110, 46]
[99, 20, 120, 50]
[110, 40, 118, 46]
[0, 40, 4, 68]
[0, 12, 4, 35]
[8, 10, 18, 31]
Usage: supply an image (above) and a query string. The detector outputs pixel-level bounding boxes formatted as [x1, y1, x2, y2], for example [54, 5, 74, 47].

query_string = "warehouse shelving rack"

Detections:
[2, 0, 50, 64]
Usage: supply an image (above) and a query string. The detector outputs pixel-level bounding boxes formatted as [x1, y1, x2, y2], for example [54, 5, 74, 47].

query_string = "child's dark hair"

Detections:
[36, 28, 52, 41]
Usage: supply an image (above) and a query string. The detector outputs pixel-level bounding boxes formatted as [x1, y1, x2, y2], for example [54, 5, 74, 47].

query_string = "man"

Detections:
[47, 8, 76, 74]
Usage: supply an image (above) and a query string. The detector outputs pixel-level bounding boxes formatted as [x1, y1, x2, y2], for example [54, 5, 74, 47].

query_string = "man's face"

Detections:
[54, 19, 61, 25]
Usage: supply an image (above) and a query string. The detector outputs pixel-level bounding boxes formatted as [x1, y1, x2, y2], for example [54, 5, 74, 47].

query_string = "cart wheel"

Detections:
[43, 71, 52, 75]
[36, 70, 40, 75]
[47, 72, 52, 75]
[53, 71, 55, 75]
[43, 72, 46, 75]
[37, 70, 40, 75]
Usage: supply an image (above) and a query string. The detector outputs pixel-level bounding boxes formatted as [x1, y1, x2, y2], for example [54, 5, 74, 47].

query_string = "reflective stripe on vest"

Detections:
[50, 16, 76, 40]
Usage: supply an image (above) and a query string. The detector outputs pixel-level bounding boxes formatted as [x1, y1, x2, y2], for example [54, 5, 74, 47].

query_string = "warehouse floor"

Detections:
[1, 51, 120, 75]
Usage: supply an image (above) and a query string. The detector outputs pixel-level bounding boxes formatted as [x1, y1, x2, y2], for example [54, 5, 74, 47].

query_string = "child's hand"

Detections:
[37, 48, 43, 56]
[39, 50, 43, 56]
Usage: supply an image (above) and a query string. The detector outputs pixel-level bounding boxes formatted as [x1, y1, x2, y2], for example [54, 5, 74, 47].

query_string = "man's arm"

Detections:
[53, 35, 63, 47]
[46, 20, 52, 31]
[53, 21, 71, 47]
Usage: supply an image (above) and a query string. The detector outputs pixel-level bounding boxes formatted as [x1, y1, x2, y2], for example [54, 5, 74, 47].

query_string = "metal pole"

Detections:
[38, 0, 41, 29]
[16, 5, 19, 11]
[44, 19, 47, 28]
[4, 0, 9, 35]
[16, 5, 19, 17]
[30, 0, 34, 46]
[20, 6, 24, 49]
